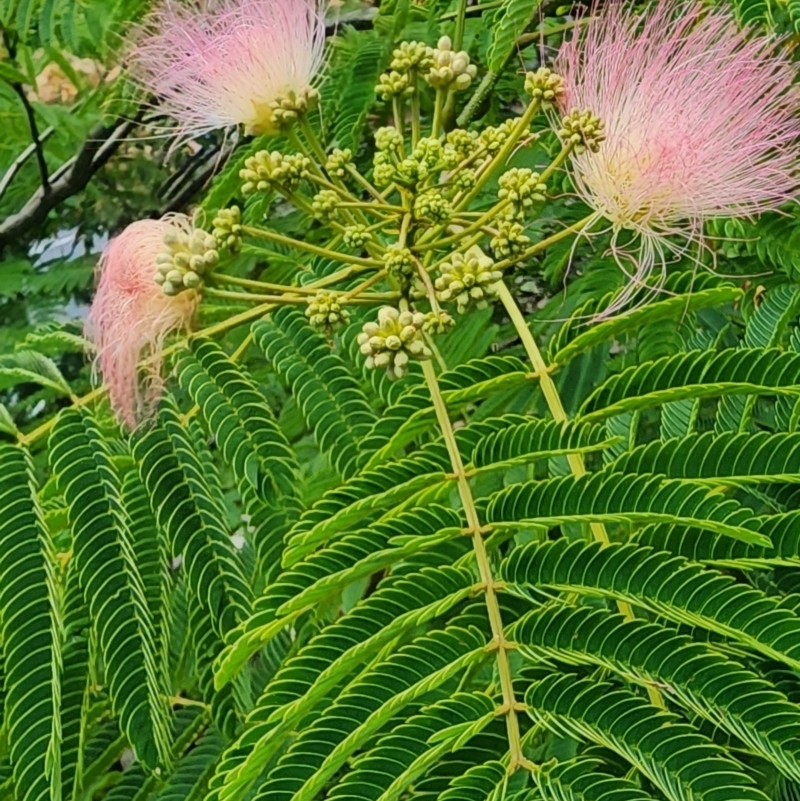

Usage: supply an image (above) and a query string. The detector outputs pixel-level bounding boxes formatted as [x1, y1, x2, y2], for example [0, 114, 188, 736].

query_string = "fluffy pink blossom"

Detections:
[86, 218, 197, 428]
[555, 0, 800, 312]
[129, 0, 326, 140]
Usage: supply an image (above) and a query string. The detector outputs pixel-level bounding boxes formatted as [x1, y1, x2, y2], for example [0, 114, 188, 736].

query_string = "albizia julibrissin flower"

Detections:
[128, 0, 326, 140]
[86, 218, 197, 429]
[555, 0, 800, 312]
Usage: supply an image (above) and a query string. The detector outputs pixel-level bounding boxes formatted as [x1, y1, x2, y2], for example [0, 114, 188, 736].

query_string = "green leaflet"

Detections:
[580, 348, 800, 422]
[0, 444, 61, 801]
[503, 539, 800, 670]
[48, 410, 171, 770]
[177, 338, 298, 500]
[525, 674, 769, 801]
[485, 472, 770, 546]
[516, 604, 800, 781]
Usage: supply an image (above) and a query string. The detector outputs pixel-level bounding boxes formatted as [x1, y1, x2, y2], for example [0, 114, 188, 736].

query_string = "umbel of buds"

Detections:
[425, 36, 477, 92]
[358, 307, 432, 379]
[240, 150, 310, 195]
[212, 206, 242, 252]
[435, 246, 503, 314]
[498, 168, 548, 218]
[155, 226, 219, 295]
[268, 86, 320, 129]
[490, 219, 530, 259]
[524, 68, 565, 108]
[559, 109, 606, 154]
[305, 290, 350, 330]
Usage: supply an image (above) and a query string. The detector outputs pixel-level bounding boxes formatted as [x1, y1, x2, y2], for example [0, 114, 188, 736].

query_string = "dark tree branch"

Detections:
[11, 82, 51, 194]
[0, 109, 145, 250]
[0, 125, 55, 200]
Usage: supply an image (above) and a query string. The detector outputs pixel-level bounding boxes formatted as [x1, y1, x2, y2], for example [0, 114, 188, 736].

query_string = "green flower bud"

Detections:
[342, 224, 372, 250]
[558, 108, 605, 154]
[524, 67, 565, 108]
[434, 246, 503, 314]
[357, 305, 431, 378]
[325, 148, 353, 178]
[305, 289, 350, 331]
[390, 41, 434, 73]
[311, 189, 341, 221]
[376, 70, 412, 101]
[413, 189, 452, 223]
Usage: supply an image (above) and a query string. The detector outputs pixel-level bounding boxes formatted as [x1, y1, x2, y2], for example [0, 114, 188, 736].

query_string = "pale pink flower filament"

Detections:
[555, 0, 800, 314]
[85, 218, 197, 428]
[129, 0, 327, 141]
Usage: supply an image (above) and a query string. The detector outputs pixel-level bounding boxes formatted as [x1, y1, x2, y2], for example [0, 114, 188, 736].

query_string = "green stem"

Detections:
[392, 95, 405, 139]
[410, 70, 421, 149]
[455, 98, 541, 211]
[452, 0, 468, 49]
[493, 214, 597, 273]
[456, 70, 499, 128]
[297, 115, 328, 166]
[537, 141, 574, 187]
[241, 225, 382, 268]
[431, 88, 446, 139]
[414, 200, 511, 252]
[439, 0, 501, 21]
[494, 281, 665, 710]
[208, 273, 319, 295]
[345, 164, 387, 204]
[422, 360, 528, 771]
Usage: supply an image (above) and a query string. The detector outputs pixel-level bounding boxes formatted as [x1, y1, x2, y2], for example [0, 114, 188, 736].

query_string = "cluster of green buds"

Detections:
[383, 245, 416, 281]
[424, 36, 478, 92]
[240, 151, 310, 195]
[498, 168, 548, 219]
[414, 188, 452, 222]
[212, 206, 242, 252]
[559, 109, 606, 154]
[342, 224, 372, 249]
[325, 148, 353, 178]
[195, 44, 609, 383]
[435, 246, 503, 314]
[267, 87, 321, 129]
[524, 68, 565, 109]
[490, 219, 530, 259]
[155, 227, 219, 296]
[390, 41, 434, 73]
[305, 289, 350, 331]
[357, 307, 432, 378]
[375, 70, 412, 101]
[311, 189, 341, 221]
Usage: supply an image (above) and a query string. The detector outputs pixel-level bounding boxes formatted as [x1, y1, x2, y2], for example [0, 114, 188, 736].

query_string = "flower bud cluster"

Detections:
[305, 289, 350, 330]
[325, 148, 353, 178]
[414, 188, 452, 222]
[395, 137, 444, 185]
[524, 68, 565, 109]
[390, 41, 434, 73]
[498, 168, 547, 219]
[424, 36, 477, 92]
[442, 128, 478, 168]
[312, 189, 341, 220]
[342, 224, 372, 249]
[358, 307, 432, 378]
[478, 118, 520, 156]
[155, 226, 219, 296]
[212, 207, 242, 252]
[559, 109, 606, 154]
[375, 70, 412, 100]
[268, 87, 320, 128]
[383, 245, 416, 280]
[373, 127, 404, 186]
[490, 219, 530, 259]
[241, 151, 310, 195]
[435, 247, 503, 314]
[422, 310, 455, 335]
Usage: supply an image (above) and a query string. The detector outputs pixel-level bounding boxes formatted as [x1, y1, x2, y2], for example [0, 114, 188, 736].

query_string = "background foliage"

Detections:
[4, 0, 800, 800]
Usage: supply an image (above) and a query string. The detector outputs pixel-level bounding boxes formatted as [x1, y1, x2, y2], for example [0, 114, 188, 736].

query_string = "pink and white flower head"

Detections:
[86, 217, 198, 429]
[129, 0, 327, 141]
[555, 0, 800, 313]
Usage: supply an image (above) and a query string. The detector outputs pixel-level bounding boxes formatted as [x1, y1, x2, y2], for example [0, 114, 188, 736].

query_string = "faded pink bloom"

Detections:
[555, 0, 800, 313]
[86, 218, 197, 428]
[128, 0, 326, 141]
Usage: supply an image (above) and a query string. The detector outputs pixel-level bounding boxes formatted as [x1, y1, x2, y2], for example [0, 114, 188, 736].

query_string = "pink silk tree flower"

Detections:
[86, 218, 197, 429]
[555, 0, 800, 313]
[128, 0, 326, 140]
